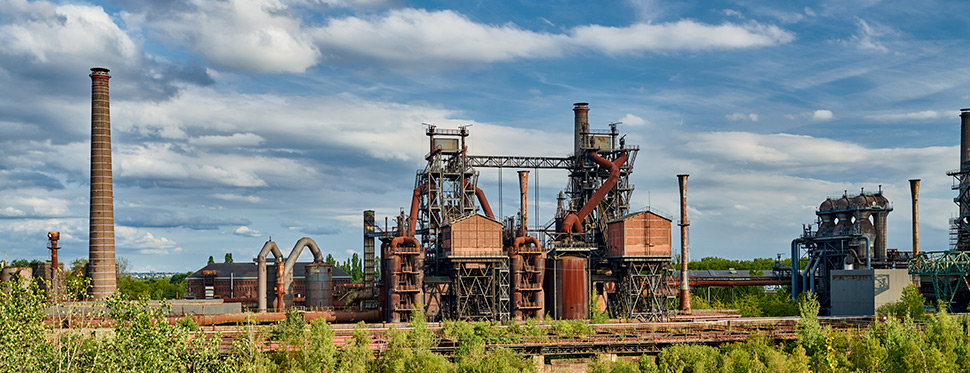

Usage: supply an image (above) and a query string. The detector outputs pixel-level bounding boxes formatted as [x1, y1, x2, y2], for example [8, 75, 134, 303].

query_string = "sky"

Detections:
[1, 0, 968, 272]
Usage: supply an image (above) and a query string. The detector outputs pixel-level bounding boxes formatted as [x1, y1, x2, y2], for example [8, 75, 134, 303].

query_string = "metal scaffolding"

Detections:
[910, 250, 970, 308]
[609, 258, 673, 321]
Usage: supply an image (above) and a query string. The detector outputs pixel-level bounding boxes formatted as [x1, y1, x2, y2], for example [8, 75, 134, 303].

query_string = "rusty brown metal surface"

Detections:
[606, 211, 671, 257]
[910, 179, 920, 256]
[442, 215, 503, 257]
[559, 257, 588, 320]
[561, 153, 629, 234]
[88, 67, 116, 300]
[677, 174, 691, 313]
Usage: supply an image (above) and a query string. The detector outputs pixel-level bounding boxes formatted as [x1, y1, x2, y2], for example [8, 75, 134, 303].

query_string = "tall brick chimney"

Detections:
[89, 67, 116, 299]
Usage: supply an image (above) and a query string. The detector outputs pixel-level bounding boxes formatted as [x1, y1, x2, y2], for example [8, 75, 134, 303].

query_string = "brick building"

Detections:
[186, 262, 352, 310]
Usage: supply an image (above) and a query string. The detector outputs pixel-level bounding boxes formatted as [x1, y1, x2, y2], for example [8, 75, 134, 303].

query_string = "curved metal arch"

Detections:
[282, 237, 325, 297]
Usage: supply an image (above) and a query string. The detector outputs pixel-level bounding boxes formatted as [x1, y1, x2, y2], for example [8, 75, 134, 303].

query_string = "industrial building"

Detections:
[366, 103, 678, 322]
[185, 262, 353, 309]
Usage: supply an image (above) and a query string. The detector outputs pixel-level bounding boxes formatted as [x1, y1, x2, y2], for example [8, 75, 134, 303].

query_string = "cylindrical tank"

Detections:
[561, 257, 589, 320]
[305, 263, 333, 309]
[961, 108, 970, 168]
[544, 256, 589, 320]
[511, 255, 522, 288]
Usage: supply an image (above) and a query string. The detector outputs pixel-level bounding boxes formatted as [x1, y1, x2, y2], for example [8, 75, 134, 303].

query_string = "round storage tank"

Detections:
[544, 256, 589, 320]
[305, 263, 333, 309]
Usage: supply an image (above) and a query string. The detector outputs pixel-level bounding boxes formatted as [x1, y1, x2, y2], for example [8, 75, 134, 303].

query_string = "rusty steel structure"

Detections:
[910, 179, 920, 256]
[677, 174, 690, 313]
[910, 108, 970, 309]
[374, 102, 673, 323]
[88, 67, 116, 299]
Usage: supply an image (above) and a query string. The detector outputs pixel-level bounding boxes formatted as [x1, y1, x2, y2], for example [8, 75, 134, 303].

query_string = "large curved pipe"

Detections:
[408, 184, 427, 237]
[513, 236, 541, 252]
[281, 237, 325, 305]
[461, 178, 495, 220]
[391, 236, 420, 251]
[561, 152, 629, 234]
[257, 240, 284, 313]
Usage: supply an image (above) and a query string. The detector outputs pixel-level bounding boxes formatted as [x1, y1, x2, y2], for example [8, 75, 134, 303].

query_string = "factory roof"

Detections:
[608, 209, 673, 223]
[445, 213, 502, 226]
[186, 262, 351, 280]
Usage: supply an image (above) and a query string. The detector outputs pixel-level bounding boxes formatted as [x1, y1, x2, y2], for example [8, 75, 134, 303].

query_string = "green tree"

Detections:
[336, 321, 373, 373]
[207, 256, 215, 265]
[224, 253, 233, 263]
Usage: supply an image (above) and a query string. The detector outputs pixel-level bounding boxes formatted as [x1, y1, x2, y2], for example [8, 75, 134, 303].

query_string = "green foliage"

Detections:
[657, 344, 720, 372]
[224, 253, 234, 263]
[9, 259, 32, 267]
[118, 275, 189, 300]
[0, 278, 53, 372]
[208, 255, 215, 265]
[588, 355, 639, 373]
[551, 319, 594, 339]
[876, 284, 926, 320]
[590, 290, 609, 324]
[337, 321, 374, 373]
[686, 257, 778, 271]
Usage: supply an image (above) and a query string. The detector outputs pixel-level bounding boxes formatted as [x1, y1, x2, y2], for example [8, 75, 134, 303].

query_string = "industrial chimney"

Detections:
[518, 170, 529, 234]
[677, 174, 691, 312]
[909, 179, 920, 256]
[573, 103, 589, 156]
[89, 67, 116, 299]
[962, 109, 970, 169]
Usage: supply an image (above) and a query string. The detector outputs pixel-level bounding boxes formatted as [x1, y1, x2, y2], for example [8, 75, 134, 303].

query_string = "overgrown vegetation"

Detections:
[9, 274, 970, 373]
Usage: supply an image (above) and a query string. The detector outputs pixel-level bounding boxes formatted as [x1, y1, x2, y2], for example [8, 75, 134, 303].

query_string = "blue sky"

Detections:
[0, 0, 967, 272]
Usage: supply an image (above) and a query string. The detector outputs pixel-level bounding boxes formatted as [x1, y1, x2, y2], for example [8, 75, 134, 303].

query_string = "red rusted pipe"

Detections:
[561, 152, 628, 234]
[175, 310, 382, 326]
[407, 184, 427, 237]
[390, 236, 420, 251]
[513, 236, 541, 251]
[462, 178, 495, 219]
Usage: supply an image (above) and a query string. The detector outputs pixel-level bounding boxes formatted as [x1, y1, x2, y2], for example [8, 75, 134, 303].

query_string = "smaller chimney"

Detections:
[909, 179, 920, 256]
[573, 103, 589, 156]
[518, 171, 529, 235]
[962, 109, 970, 170]
[677, 174, 691, 313]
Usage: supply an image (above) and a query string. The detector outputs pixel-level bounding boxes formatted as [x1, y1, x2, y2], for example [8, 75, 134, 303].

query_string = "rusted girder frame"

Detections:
[466, 155, 573, 169]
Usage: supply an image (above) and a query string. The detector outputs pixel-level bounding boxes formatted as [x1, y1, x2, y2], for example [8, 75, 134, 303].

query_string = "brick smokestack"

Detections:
[677, 174, 691, 312]
[910, 179, 920, 256]
[89, 67, 116, 299]
[573, 103, 589, 156]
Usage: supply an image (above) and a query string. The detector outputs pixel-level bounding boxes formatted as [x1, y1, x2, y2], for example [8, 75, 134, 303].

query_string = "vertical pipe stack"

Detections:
[573, 103, 589, 156]
[89, 67, 116, 299]
[518, 171, 529, 233]
[364, 210, 375, 299]
[909, 179, 920, 256]
[959, 109, 970, 250]
[677, 174, 691, 312]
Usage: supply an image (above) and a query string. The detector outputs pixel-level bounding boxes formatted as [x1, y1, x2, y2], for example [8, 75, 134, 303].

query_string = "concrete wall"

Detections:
[830, 269, 910, 316]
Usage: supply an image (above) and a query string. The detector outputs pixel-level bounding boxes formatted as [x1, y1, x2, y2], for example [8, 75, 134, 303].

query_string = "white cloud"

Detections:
[116, 226, 182, 255]
[0, 1, 139, 66]
[844, 17, 889, 53]
[212, 193, 263, 203]
[812, 109, 834, 121]
[312, 9, 569, 65]
[234, 226, 263, 238]
[311, 9, 793, 66]
[571, 20, 794, 55]
[726, 112, 759, 122]
[865, 110, 960, 122]
[189, 133, 266, 147]
[124, 0, 319, 73]
[0, 207, 25, 217]
[619, 114, 650, 126]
